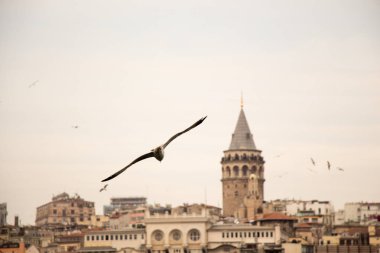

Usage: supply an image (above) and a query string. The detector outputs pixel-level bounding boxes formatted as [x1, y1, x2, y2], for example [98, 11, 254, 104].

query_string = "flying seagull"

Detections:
[327, 161, 331, 170]
[337, 167, 344, 171]
[101, 116, 207, 182]
[100, 184, 108, 192]
[72, 125, 79, 129]
[29, 80, 39, 88]
[310, 158, 316, 166]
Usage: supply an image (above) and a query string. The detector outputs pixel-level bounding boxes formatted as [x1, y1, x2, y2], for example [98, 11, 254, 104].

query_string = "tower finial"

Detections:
[240, 92, 244, 109]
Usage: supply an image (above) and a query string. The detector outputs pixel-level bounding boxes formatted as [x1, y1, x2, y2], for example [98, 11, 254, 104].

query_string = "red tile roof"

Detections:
[260, 212, 297, 221]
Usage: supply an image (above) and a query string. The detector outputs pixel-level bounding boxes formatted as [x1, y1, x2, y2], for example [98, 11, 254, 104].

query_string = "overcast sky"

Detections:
[1, 0, 379, 225]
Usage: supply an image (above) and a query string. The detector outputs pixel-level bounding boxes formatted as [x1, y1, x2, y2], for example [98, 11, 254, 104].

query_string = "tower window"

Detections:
[235, 191, 238, 196]
[233, 166, 239, 177]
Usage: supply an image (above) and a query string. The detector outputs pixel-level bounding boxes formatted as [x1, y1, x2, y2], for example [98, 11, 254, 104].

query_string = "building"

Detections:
[254, 213, 298, 240]
[83, 228, 145, 252]
[264, 199, 334, 228]
[221, 102, 265, 221]
[35, 193, 95, 228]
[0, 241, 26, 253]
[343, 202, 380, 225]
[0, 203, 7, 226]
[334, 210, 345, 225]
[54, 233, 84, 252]
[90, 215, 110, 229]
[103, 197, 147, 216]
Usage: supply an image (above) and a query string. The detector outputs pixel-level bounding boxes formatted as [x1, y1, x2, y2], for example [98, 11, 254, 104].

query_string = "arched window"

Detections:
[242, 165, 248, 176]
[226, 167, 231, 177]
[188, 229, 200, 241]
[233, 166, 239, 177]
[152, 230, 164, 242]
[242, 153, 247, 160]
[170, 229, 182, 241]
[251, 166, 257, 174]
[234, 154, 239, 160]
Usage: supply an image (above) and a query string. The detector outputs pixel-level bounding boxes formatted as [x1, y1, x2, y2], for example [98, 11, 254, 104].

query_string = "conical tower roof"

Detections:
[229, 108, 257, 150]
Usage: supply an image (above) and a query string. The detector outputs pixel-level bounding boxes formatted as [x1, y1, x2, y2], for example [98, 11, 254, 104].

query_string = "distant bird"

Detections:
[100, 184, 108, 192]
[337, 167, 344, 171]
[275, 172, 288, 178]
[101, 116, 207, 182]
[310, 158, 316, 166]
[327, 161, 331, 170]
[28, 80, 39, 88]
[72, 125, 79, 129]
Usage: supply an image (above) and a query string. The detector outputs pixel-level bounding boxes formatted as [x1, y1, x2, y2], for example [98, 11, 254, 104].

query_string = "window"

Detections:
[101, 235, 104, 240]
[71, 210, 75, 215]
[233, 166, 239, 177]
[134, 234, 137, 240]
[141, 234, 144, 239]
[53, 209, 57, 215]
[124, 235, 128, 240]
[172, 230, 181, 241]
[110, 235, 113, 240]
[154, 231, 163, 241]
[106, 235, 109, 240]
[189, 230, 200, 241]
[248, 232, 251, 237]
[235, 232, 238, 238]
[96, 235, 99, 240]
[222, 232, 225, 238]
[266, 232, 268, 237]
[86, 236, 90, 241]
[115, 235, 118, 240]
[270, 232, 273, 237]
[91, 236, 94, 241]
[130, 234, 132, 240]
[239, 232, 242, 237]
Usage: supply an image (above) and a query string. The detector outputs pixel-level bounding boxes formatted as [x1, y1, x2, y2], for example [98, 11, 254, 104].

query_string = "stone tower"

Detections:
[221, 102, 265, 220]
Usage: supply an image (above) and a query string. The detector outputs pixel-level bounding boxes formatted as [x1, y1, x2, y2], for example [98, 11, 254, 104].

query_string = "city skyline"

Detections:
[1, 0, 379, 225]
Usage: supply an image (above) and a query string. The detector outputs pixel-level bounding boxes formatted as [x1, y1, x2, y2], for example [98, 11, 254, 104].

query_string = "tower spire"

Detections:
[240, 92, 244, 109]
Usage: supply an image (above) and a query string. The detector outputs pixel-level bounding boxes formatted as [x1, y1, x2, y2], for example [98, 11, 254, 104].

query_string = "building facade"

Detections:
[0, 203, 7, 226]
[104, 197, 147, 216]
[35, 192, 95, 227]
[221, 104, 265, 220]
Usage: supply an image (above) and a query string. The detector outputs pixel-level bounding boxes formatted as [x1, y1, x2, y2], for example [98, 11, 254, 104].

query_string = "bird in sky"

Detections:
[327, 161, 331, 170]
[101, 116, 207, 182]
[72, 125, 79, 129]
[337, 167, 344, 171]
[28, 80, 39, 88]
[99, 184, 108, 192]
[310, 158, 316, 166]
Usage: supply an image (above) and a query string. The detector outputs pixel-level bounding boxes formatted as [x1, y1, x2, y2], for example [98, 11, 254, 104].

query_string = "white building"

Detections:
[344, 203, 361, 223]
[82, 205, 283, 253]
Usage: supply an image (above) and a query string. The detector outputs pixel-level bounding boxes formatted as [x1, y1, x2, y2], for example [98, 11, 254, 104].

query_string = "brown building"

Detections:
[0, 241, 26, 253]
[221, 102, 265, 220]
[35, 193, 95, 228]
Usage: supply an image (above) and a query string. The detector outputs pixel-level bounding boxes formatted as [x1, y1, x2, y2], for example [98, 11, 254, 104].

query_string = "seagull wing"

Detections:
[101, 151, 155, 182]
[163, 116, 207, 149]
